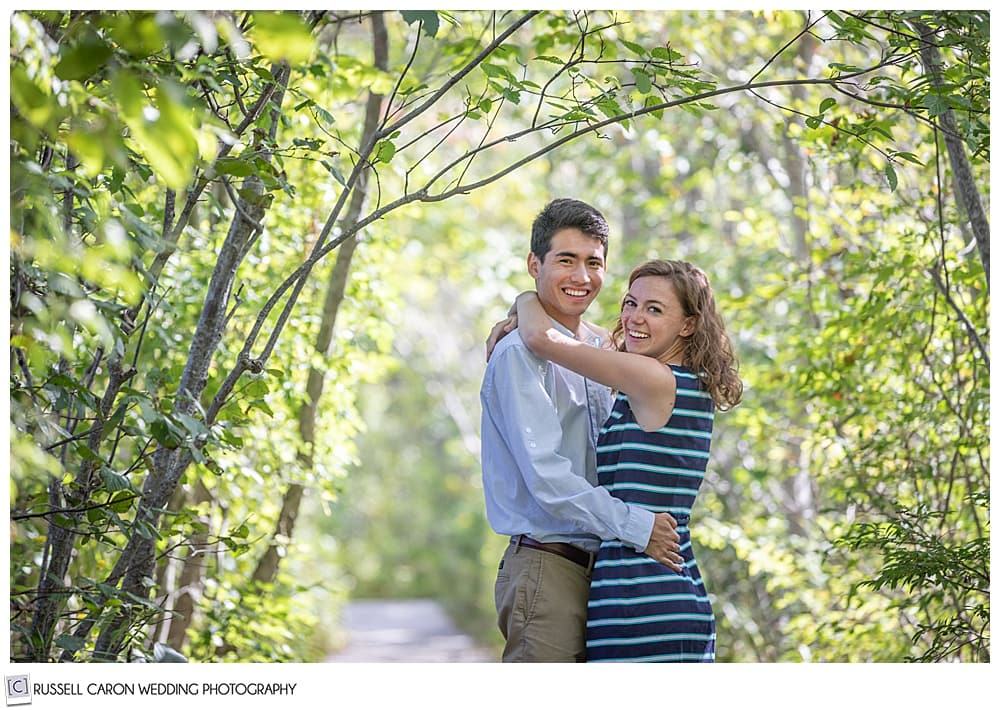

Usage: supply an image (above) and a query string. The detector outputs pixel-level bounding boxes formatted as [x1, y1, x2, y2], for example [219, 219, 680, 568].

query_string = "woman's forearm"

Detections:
[515, 292, 576, 359]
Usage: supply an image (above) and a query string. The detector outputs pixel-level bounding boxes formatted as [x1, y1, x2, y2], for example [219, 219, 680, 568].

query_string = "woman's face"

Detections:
[620, 275, 694, 361]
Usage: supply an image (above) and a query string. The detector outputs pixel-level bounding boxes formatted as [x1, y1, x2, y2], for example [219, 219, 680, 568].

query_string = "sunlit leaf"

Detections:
[102, 11, 164, 58]
[54, 27, 113, 81]
[374, 140, 396, 164]
[9, 65, 60, 134]
[251, 11, 316, 64]
[620, 39, 646, 56]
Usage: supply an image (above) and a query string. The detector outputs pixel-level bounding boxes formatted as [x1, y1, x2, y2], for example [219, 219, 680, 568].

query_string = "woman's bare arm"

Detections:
[516, 292, 676, 431]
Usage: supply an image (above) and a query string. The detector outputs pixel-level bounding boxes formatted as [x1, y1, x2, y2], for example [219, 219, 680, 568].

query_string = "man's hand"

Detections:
[485, 315, 517, 362]
[644, 512, 684, 573]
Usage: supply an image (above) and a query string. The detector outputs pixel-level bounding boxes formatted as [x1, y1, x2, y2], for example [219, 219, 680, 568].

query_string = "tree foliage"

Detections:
[9, 10, 987, 662]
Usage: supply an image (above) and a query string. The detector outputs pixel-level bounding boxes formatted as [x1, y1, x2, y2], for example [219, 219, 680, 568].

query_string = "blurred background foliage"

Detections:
[9, 10, 988, 662]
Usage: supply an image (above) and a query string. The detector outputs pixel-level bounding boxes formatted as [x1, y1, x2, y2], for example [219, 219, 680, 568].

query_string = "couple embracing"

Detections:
[481, 198, 742, 663]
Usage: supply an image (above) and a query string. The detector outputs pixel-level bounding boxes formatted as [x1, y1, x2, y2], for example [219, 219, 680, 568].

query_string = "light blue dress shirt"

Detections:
[480, 321, 655, 553]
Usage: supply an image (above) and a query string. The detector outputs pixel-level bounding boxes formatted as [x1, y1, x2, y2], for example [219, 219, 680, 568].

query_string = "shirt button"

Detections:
[525, 427, 533, 434]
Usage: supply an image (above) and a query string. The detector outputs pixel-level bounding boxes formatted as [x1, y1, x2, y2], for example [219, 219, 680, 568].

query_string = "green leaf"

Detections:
[482, 63, 518, 85]
[315, 106, 336, 128]
[805, 116, 823, 129]
[322, 161, 346, 187]
[150, 418, 183, 448]
[215, 157, 254, 177]
[103, 12, 164, 59]
[596, 97, 627, 126]
[921, 93, 952, 117]
[100, 466, 133, 493]
[249, 399, 274, 417]
[884, 163, 898, 191]
[175, 413, 208, 437]
[55, 635, 87, 652]
[10, 65, 60, 134]
[243, 379, 269, 398]
[54, 28, 113, 81]
[400, 10, 440, 38]
[620, 39, 646, 56]
[117, 79, 199, 190]
[828, 62, 862, 73]
[374, 140, 396, 164]
[819, 98, 837, 113]
[251, 11, 316, 64]
[893, 151, 924, 166]
[632, 69, 652, 94]
[110, 491, 135, 514]
[101, 403, 127, 440]
[651, 46, 682, 62]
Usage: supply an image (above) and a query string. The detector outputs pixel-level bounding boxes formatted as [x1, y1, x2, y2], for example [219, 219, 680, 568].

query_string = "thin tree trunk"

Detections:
[251, 11, 389, 587]
[912, 20, 990, 286]
[776, 29, 819, 537]
[29, 354, 135, 659]
[82, 63, 292, 661]
[163, 480, 213, 652]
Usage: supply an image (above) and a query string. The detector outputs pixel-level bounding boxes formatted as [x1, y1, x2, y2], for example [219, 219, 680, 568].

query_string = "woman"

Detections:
[514, 259, 742, 662]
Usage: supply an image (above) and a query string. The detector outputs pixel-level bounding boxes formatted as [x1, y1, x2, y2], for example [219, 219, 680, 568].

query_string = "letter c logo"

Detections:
[8, 677, 28, 694]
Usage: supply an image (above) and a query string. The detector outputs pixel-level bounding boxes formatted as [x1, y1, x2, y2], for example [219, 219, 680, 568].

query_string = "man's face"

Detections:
[527, 228, 606, 331]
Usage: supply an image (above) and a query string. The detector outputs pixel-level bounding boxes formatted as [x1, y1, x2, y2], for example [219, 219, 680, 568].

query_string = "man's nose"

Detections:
[571, 262, 590, 282]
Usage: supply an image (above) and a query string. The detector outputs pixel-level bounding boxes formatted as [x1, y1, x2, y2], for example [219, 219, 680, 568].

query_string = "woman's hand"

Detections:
[485, 314, 518, 362]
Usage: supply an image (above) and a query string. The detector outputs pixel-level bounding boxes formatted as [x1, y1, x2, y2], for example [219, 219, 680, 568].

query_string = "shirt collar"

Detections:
[548, 317, 602, 347]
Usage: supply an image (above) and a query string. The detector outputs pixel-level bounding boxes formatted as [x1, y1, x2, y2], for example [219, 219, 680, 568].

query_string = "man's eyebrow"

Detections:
[548, 250, 605, 263]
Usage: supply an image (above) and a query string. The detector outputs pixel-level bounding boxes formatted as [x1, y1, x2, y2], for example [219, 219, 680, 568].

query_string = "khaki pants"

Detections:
[493, 541, 592, 662]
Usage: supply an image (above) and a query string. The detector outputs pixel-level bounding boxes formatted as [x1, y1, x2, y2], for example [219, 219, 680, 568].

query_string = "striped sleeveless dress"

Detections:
[586, 364, 716, 662]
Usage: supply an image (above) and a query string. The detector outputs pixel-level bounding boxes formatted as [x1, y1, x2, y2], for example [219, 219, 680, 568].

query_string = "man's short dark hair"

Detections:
[530, 198, 609, 259]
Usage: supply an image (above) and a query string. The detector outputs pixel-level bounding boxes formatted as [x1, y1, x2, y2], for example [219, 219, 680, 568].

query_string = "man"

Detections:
[480, 198, 682, 662]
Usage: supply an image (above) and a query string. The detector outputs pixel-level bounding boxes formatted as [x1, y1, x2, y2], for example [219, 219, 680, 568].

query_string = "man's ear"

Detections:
[527, 252, 541, 279]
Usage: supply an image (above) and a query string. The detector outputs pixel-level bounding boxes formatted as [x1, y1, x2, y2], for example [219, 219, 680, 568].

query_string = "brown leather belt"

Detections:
[511, 534, 595, 569]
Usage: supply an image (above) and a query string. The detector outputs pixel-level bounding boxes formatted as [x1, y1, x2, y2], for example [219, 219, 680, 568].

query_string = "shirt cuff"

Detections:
[623, 506, 655, 552]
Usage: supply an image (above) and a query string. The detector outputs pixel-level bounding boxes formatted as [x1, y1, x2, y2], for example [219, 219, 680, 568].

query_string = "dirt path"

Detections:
[326, 599, 497, 662]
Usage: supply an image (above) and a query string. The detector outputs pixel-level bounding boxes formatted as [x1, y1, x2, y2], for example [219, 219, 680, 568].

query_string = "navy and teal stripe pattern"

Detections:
[586, 365, 716, 662]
